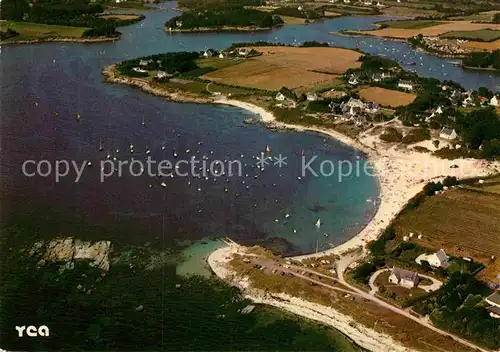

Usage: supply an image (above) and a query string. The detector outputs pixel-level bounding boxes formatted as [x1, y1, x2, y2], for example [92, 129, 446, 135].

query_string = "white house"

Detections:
[238, 48, 249, 57]
[363, 0, 372, 5]
[218, 52, 225, 59]
[343, 0, 351, 3]
[426, 249, 449, 268]
[306, 92, 318, 101]
[297, 5, 303, 11]
[462, 95, 473, 107]
[398, 80, 414, 90]
[275, 92, 286, 101]
[376, 1, 383, 6]
[389, 267, 420, 289]
[435, 106, 443, 114]
[380, 72, 391, 80]
[132, 67, 148, 73]
[156, 71, 168, 79]
[175, 20, 183, 28]
[348, 75, 359, 86]
[345, 97, 364, 109]
[139, 59, 149, 66]
[490, 95, 499, 107]
[371, 73, 381, 82]
[439, 127, 457, 140]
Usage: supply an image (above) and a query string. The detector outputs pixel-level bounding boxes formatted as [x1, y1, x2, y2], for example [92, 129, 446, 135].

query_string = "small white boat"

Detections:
[315, 219, 321, 228]
[265, 145, 271, 153]
[161, 182, 166, 188]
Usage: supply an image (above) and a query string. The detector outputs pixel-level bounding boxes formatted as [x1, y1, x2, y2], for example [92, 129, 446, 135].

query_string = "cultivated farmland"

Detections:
[391, 188, 500, 281]
[359, 87, 416, 107]
[202, 46, 362, 90]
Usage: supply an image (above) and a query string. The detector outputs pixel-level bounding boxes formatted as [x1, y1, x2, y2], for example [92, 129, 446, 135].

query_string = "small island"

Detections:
[165, 3, 284, 33]
[0, 0, 144, 44]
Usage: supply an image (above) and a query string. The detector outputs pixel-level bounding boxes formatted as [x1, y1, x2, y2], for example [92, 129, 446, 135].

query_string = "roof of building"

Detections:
[346, 97, 364, 107]
[439, 127, 455, 136]
[487, 305, 500, 316]
[486, 292, 500, 306]
[434, 249, 449, 262]
[391, 267, 420, 283]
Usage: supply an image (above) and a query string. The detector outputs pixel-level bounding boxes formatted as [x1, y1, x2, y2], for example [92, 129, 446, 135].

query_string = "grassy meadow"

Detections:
[441, 29, 500, 42]
[0, 21, 87, 41]
[377, 20, 443, 29]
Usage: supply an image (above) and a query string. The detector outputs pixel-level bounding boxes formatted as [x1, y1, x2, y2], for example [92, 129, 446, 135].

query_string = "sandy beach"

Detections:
[215, 98, 500, 259]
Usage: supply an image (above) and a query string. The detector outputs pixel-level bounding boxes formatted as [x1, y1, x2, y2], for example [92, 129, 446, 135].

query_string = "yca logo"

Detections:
[15, 325, 50, 337]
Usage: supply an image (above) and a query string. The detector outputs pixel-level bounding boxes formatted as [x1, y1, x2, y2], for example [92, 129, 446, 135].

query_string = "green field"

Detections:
[441, 29, 500, 42]
[0, 21, 87, 41]
[450, 10, 500, 22]
[377, 20, 442, 29]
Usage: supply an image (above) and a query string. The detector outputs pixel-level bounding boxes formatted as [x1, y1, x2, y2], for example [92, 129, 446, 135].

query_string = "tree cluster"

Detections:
[413, 273, 500, 350]
[166, 8, 284, 29]
[462, 50, 500, 70]
[118, 52, 201, 77]
[272, 6, 323, 20]
[0, 0, 122, 38]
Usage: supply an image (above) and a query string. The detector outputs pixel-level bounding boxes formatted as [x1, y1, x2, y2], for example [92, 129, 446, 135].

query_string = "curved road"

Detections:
[333, 254, 487, 352]
[368, 268, 443, 295]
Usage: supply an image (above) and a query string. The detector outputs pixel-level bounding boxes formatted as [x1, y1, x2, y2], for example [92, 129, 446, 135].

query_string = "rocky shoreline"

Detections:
[102, 65, 214, 104]
[165, 26, 274, 33]
[208, 245, 410, 352]
[30, 237, 112, 271]
[1, 35, 119, 46]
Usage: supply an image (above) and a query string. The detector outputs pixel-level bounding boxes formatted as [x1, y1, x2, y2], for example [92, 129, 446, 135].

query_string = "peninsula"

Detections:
[341, 18, 500, 70]
[0, 0, 144, 44]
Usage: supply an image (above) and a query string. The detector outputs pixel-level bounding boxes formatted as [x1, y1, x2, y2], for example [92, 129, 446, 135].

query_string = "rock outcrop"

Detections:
[31, 237, 112, 271]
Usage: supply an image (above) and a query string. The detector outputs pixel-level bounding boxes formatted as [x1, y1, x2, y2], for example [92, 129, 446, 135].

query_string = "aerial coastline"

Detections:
[3, 1, 500, 349]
